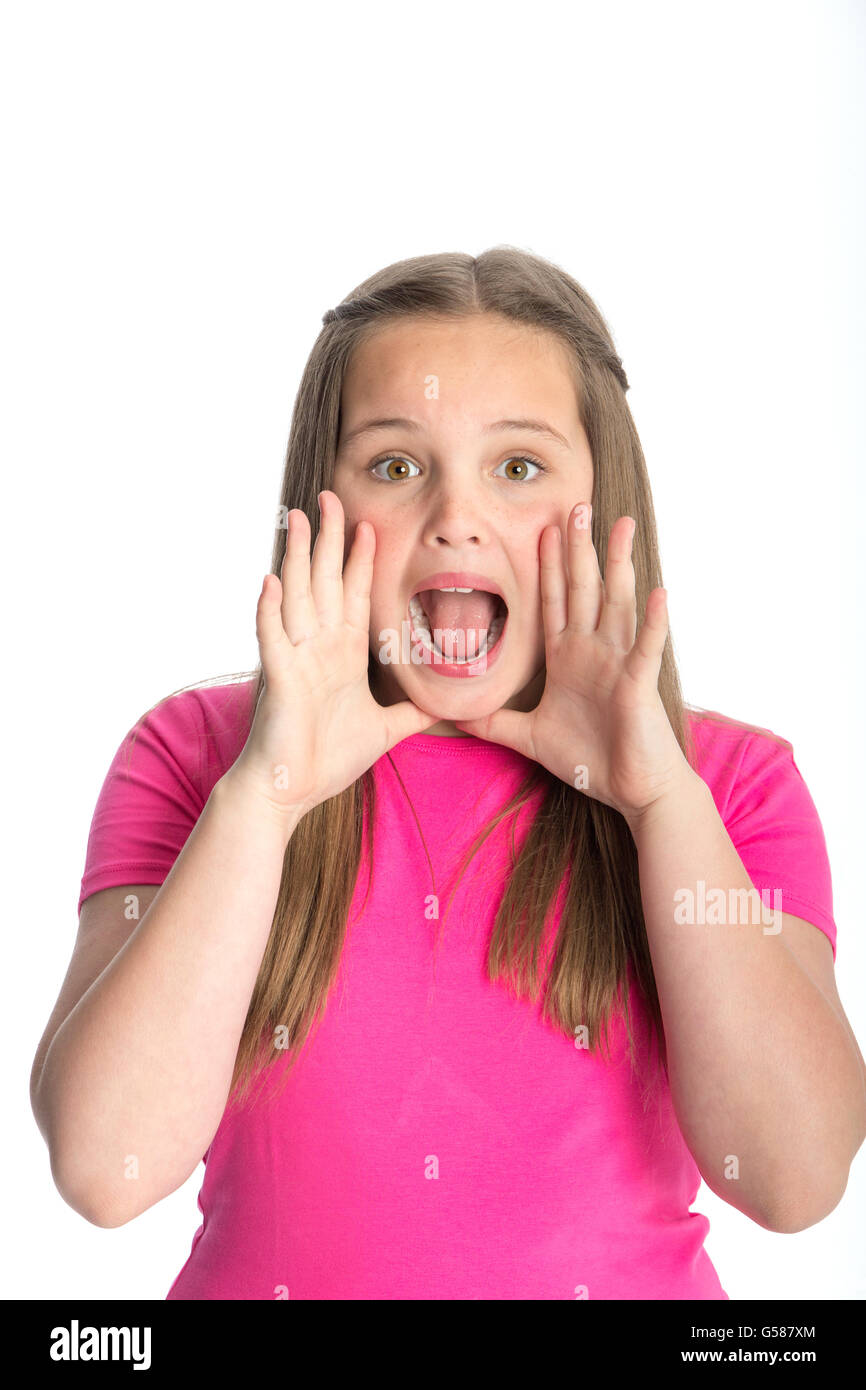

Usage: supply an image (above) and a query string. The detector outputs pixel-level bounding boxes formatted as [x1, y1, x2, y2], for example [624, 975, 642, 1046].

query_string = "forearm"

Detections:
[625, 768, 865, 1231]
[35, 771, 301, 1226]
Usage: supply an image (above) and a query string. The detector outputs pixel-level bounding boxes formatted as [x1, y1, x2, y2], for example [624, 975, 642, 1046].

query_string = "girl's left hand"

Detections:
[453, 503, 694, 825]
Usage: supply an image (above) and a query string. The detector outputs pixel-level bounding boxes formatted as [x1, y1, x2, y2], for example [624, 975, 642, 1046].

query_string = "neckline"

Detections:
[393, 731, 532, 759]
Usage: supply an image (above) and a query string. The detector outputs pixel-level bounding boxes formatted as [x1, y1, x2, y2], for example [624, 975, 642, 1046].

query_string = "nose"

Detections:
[421, 490, 486, 548]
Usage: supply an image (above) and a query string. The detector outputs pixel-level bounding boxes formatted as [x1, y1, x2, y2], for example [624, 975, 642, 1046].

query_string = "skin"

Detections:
[270, 311, 866, 1232]
[331, 311, 596, 735]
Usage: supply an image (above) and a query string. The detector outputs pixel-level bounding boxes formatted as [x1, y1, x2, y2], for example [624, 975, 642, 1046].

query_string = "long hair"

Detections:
[133, 247, 700, 1116]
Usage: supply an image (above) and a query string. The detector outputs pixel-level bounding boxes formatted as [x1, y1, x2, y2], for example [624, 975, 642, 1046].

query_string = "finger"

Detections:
[381, 698, 440, 750]
[281, 508, 319, 644]
[623, 586, 669, 687]
[256, 572, 293, 678]
[597, 516, 637, 650]
[309, 490, 345, 629]
[453, 707, 535, 760]
[340, 515, 376, 638]
[566, 501, 603, 635]
[539, 523, 568, 640]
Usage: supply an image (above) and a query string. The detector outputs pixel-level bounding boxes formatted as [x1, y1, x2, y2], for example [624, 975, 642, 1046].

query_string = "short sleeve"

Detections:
[77, 691, 207, 914]
[701, 723, 837, 960]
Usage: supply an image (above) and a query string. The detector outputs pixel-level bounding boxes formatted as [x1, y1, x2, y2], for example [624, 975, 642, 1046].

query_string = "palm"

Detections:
[455, 509, 687, 820]
[238, 494, 438, 816]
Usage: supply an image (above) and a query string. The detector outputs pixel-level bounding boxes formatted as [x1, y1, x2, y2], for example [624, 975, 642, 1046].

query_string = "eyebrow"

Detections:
[339, 416, 573, 452]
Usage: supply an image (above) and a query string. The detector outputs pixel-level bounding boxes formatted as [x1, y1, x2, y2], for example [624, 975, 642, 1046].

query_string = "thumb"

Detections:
[382, 699, 441, 751]
[453, 708, 535, 759]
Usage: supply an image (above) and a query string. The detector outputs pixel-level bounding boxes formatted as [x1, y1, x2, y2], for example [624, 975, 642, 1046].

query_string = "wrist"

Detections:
[622, 764, 709, 842]
[212, 766, 308, 843]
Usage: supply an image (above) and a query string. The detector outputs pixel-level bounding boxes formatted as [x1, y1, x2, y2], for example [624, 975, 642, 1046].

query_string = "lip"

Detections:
[409, 571, 507, 603]
[406, 573, 508, 678]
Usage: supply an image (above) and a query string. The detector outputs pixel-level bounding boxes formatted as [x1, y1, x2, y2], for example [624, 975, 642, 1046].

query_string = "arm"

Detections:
[624, 765, 866, 1233]
[32, 770, 302, 1227]
[34, 493, 436, 1229]
[452, 506, 866, 1232]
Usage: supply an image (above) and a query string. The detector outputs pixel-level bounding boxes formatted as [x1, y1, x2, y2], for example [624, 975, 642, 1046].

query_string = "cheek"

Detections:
[339, 500, 397, 558]
[361, 509, 404, 545]
[349, 511, 406, 607]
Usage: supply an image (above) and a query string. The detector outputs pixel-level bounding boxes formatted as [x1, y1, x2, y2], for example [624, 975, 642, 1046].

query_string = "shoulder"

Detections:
[685, 705, 795, 812]
[685, 704, 837, 959]
[685, 703, 792, 760]
[123, 676, 259, 796]
[134, 675, 257, 731]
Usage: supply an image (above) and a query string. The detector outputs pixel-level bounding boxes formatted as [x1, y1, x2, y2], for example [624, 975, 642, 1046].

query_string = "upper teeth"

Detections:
[437, 586, 474, 592]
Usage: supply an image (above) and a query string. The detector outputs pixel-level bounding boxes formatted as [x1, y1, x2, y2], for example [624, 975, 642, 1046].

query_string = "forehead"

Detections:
[340, 313, 581, 421]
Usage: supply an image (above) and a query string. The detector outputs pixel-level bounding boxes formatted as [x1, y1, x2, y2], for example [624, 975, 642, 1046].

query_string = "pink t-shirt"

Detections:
[77, 681, 837, 1300]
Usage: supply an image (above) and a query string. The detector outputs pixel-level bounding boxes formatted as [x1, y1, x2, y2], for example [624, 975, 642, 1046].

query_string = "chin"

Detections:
[408, 668, 533, 720]
[413, 693, 503, 723]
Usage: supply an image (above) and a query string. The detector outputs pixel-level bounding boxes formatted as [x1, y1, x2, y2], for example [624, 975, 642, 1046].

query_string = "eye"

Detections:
[367, 452, 548, 482]
[368, 454, 421, 482]
[494, 454, 547, 482]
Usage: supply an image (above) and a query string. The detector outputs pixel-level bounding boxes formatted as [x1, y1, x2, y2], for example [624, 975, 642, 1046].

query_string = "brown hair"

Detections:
[132, 247, 707, 1117]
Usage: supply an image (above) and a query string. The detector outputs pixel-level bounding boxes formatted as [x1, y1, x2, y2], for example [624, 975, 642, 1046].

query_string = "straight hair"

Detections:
[129, 248, 726, 1119]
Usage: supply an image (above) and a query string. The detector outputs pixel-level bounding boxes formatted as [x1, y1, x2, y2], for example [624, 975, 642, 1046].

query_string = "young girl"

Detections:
[31, 248, 866, 1300]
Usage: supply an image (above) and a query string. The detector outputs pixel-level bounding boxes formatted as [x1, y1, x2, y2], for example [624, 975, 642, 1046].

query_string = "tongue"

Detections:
[418, 589, 499, 659]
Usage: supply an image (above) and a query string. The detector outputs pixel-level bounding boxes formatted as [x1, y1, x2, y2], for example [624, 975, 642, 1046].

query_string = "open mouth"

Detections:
[407, 589, 508, 664]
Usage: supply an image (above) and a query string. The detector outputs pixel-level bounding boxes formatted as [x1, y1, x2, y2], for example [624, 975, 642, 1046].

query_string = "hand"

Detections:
[453, 503, 694, 824]
[226, 490, 438, 821]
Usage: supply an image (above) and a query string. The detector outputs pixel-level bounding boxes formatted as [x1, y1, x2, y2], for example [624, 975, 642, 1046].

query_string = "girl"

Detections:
[31, 248, 866, 1300]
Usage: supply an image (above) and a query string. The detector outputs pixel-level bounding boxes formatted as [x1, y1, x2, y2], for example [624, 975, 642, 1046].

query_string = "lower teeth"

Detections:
[408, 596, 504, 662]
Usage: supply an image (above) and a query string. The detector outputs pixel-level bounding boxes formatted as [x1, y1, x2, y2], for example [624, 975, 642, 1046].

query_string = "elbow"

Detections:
[58, 1176, 138, 1229]
[49, 1151, 140, 1229]
[760, 1170, 850, 1234]
[71, 1198, 132, 1230]
[765, 1121, 866, 1233]
[32, 1077, 142, 1228]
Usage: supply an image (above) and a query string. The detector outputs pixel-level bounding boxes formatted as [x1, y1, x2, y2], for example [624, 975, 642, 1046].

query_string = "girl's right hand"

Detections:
[224, 490, 439, 823]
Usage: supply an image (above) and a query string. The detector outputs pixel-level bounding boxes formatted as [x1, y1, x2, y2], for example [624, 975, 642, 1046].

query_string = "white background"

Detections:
[3, 0, 864, 1300]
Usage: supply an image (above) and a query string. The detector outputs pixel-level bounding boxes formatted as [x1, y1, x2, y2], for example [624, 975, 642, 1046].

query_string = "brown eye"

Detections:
[369, 455, 420, 481]
[496, 456, 545, 481]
